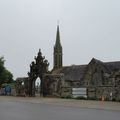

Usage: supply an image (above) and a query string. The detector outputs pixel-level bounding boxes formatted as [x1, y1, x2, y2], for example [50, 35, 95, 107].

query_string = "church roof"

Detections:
[16, 77, 29, 81]
[52, 58, 120, 82]
[52, 65, 87, 81]
[104, 61, 120, 72]
[90, 58, 120, 71]
[88, 58, 120, 72]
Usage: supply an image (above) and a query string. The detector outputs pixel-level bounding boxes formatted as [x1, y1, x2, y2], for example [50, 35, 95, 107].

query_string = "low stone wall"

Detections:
[60, 87, 72, 98]
[87, 86, 120, 101]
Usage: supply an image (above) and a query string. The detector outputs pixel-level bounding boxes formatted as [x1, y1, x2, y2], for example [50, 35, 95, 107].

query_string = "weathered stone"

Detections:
[15, 26, 120, 101]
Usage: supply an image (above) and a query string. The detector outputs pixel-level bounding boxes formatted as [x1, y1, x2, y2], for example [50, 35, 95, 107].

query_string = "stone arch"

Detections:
[35, 77, 41, 96]
[28, 49, 49, 97]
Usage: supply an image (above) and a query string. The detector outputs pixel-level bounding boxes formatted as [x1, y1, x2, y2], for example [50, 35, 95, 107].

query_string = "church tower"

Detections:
[53, 25, 63, 69]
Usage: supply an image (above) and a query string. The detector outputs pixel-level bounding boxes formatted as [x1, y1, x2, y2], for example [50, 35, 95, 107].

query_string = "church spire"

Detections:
[53, 25, 63, 69]
[55, 25, 61, 47]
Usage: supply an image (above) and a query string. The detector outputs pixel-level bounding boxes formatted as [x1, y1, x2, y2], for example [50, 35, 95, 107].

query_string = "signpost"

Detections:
[72, 88, 87, 98]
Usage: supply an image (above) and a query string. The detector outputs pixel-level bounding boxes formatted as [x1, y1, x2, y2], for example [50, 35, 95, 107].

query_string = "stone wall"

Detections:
[43, 74, 64, 97]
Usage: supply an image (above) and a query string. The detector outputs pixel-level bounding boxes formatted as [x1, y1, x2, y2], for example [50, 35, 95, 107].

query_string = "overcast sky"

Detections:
[0, 0, 120, 79]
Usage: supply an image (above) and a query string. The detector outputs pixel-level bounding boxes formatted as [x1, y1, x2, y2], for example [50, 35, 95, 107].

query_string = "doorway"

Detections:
[35, 77, 41, 96]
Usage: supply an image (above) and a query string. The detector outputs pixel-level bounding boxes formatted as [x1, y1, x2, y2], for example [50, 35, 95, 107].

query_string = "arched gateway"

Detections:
[28, 49, 49, 97]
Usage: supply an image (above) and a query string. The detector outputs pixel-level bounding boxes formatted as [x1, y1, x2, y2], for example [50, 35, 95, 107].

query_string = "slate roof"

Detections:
[52, 59, 120, 82]
[104, 61, 120, 72]
[16, 77, 28, 81]
[89, 58, 120, 72]
[52, 65, 87, 81]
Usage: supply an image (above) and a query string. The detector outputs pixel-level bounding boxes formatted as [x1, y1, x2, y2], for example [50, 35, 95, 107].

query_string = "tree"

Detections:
[0, 56, 14, 86]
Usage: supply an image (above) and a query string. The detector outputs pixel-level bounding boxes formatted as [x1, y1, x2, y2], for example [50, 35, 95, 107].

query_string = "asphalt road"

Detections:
[0, 97, 120, 120]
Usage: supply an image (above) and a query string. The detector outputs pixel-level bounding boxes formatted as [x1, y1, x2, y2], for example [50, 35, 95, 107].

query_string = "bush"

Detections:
[112, 98, 116, 101]
[75, 96, 87, 100]
[61, 95, 72, 99]
[87, 97, 97, 100]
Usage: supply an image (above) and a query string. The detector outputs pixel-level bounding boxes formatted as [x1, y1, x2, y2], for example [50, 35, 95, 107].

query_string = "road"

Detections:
[0, 96, 120, 120]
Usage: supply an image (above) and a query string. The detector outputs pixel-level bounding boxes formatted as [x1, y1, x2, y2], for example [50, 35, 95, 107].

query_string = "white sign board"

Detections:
[72, 88, 87, 98]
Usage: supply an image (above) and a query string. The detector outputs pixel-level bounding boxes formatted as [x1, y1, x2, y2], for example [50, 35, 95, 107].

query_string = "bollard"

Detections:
[101, 96, 105, 101]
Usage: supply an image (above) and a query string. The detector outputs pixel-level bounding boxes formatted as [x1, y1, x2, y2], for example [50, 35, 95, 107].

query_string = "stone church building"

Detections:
[45, 25, 120, 100]
[16, 25, 120, 101]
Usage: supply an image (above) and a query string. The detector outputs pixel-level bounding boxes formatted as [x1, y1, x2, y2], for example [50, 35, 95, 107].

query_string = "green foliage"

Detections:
[61, 95, 72, 99]
[112, 98, 116, 102]
[75, 96, 87, 100]
[0, 56, 14, 86]
[87, 97, 97, 100]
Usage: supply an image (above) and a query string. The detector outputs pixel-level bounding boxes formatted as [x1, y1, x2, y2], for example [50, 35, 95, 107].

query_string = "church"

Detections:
[16, 25, 120, 101]
[47, 25, 120, 101]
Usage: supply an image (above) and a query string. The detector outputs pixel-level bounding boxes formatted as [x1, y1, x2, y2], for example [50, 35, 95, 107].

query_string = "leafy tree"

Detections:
[0, 56, 14, 86]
